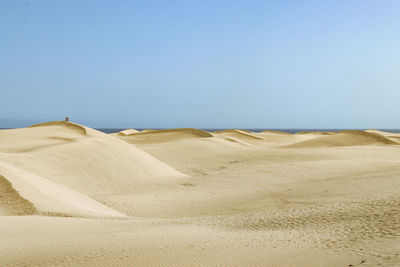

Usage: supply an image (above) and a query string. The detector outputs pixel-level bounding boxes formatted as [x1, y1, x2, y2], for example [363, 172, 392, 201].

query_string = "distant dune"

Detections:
[118, 128, 139, 135]
[220, 136, 254, 146]
[365, 129, 400, 142]
[286, 130, 399, 148]
[117, 128, 213, 144]
[262, 130, 293, 135]
[213, 129, 264, 141]
[295, 131, 334, 135]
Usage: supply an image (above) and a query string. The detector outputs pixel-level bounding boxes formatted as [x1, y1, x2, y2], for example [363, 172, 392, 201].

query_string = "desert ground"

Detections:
[0, 121, 399, 266]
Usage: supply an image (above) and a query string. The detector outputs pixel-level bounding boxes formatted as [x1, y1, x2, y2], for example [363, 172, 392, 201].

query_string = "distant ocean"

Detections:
[95, 128, 400, 134]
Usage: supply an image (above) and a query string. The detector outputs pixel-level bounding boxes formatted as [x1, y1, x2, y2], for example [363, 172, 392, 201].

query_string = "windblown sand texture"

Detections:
[1, 122, 399, 266]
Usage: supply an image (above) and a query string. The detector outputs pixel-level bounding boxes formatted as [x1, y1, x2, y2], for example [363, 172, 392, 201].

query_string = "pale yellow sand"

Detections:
[118, 128, 139, 135]
[0, 123, 399, 266]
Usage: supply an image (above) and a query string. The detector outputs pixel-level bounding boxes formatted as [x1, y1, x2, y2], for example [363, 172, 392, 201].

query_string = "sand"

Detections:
[0, 122, 399, 266]
[118, 128, 140, 135]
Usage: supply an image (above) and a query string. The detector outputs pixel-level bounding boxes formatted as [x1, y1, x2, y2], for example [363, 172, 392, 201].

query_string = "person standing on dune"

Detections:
[65, 116, 69, 122]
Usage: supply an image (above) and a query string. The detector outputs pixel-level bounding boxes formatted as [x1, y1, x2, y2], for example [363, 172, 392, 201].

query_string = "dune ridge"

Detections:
[366, 129, 400, 142]
[221, 136, 254, 146]
[295, 131, 334, 135]
[118, 129, 139, 135]
[134, 128, 213, 137]
[262, 130, 293, 135]
[213, 129, 264, 140]
[116, 128, 213, 144]
[29, 121, 87, 135]
[286, 130, 399, 148]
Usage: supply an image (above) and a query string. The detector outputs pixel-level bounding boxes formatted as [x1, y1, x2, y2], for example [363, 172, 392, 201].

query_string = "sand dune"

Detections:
[261, 130, 293, 135]
[0, 175, 36, 216]
[286, 130, 399, 148]
[0, 162, 125, 217]
[140, 129, 156, 132]
[256, 132, 313, 146]
[221, 136, 254, 146]
[366, 129, 400, 142]
[0, 121, 186, 217]
[117, 128, 213, 144]
[30, 120, 87, 134]
[118, 128, 139, 135]
[3, 122, 186, 191]
[213, 129, 264, 141]
[365, 129, 395, 136]
[1, 123, 400, 266]
[295, 131, 334, 135]
[0, 122, 85, 153]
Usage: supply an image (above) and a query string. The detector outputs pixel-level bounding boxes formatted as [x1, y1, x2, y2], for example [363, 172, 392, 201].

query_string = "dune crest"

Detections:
[221, 136, 254, 146]
[118, 129, 139, 135]
[213, 129, 264, 140]
[29, 121, 87, 135]
[295, 131, 334, 135]
[365, 129, 400, 142]
[286, 130, 399, 148]
[139, 128, 213, 137]
[262, 130, 292, 135]
[118, 128, 213, 144]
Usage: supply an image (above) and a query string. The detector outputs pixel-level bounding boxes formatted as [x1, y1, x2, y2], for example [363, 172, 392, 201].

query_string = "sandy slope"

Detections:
[213, 129, 264, 141]
[114, 128, 213, 144]
[0, 121, 185, 217]
[1, 124, 400, 266]
[118, 128, 139, 135]
[287, 130, 398, 148]
[0, 175, 36, 216]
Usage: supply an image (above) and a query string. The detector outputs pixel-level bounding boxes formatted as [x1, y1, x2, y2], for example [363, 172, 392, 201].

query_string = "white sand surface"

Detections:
[1, 123, 399, 266]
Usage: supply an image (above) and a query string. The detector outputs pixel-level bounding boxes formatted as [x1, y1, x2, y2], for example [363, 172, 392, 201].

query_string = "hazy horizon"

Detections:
[1, 0, 400, 129]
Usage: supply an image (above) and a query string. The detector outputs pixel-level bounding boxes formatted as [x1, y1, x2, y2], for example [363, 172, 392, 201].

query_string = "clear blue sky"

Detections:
[1, 0, 399, 128]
